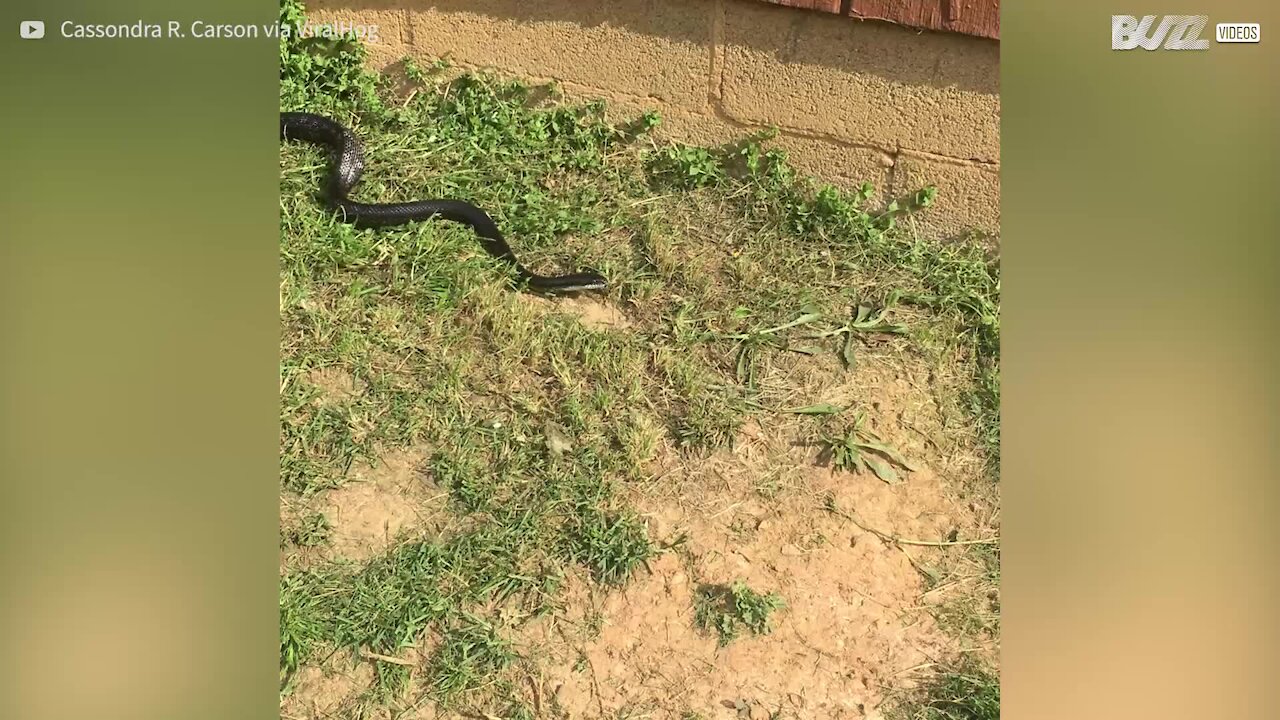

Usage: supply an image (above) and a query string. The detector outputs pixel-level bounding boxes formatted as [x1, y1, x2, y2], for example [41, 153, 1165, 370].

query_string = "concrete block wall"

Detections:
[307, 0, 1000, 239]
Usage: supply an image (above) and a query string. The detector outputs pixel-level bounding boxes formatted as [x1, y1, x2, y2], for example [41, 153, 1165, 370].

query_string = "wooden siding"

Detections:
[755, 0, 1000, 40]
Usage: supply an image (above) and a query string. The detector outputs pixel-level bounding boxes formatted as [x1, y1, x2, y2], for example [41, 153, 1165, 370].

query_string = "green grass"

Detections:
[693, 581, 787, 646]
[278, 0, 999, 712]
[282, 511, 331, 548]
[889, 661, 1000, 720]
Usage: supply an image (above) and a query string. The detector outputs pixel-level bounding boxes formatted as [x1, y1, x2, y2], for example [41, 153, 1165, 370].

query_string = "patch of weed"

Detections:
[283, 511, 331, 548]
[428, 619, 515, 704]
[889, 660, 1000, 720]
[819, 411, 917, 485]
[565, 507, 653, 585]
[693, 582, 786, 646]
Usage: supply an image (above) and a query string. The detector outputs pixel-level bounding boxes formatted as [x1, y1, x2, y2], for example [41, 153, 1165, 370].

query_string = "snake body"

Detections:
[280, 112, 608, 294]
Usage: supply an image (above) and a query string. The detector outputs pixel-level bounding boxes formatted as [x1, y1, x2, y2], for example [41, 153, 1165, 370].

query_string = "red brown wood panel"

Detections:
[849, 0, 999, 39]
[754, 0, 1000, 40]
[756, 0, 843, 12]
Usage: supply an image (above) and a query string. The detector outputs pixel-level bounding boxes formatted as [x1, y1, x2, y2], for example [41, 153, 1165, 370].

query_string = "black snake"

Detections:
[280, 112, 608, 294]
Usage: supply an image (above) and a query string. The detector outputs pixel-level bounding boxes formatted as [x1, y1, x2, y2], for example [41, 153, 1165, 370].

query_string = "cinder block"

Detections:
[302, 0, 997, 236]
[720, 0, 1000, 163]
[305, 8, 410, 69]
[586, 91, 892, 203]
[397, 0, 716, 111]
[775, 137, 893, 202]
[890, 153, 1000, 239]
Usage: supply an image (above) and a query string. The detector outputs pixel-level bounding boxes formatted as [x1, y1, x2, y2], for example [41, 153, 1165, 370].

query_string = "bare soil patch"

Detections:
[306, 367, 367, 408]
[505, 357, 987, 719]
